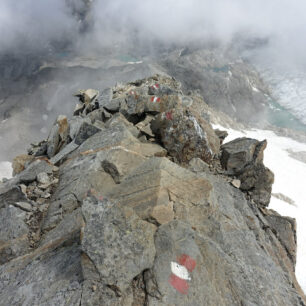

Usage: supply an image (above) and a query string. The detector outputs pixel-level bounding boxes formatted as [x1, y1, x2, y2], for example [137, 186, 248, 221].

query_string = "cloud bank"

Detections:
[0, 0, 305, 67]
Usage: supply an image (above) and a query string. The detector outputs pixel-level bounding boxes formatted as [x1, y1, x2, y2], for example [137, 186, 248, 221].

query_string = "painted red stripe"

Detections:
[178, 254, 196, 272]
[168, 274, 189, 295]
[166, 111, 173, 120]
[151, 96, 161, 102]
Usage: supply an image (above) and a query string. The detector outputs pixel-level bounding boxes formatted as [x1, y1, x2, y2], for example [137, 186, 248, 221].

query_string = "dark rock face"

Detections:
[221, 137, 274, 207]
[74, 122, 101, 145]
[151, 108, 220, 164]
[265, 210, 297, 267]
[221, 137, 264, 174]
[0, 75, 304, 305]
[161, 47, 271, 125]
[239, 163, 274, 206]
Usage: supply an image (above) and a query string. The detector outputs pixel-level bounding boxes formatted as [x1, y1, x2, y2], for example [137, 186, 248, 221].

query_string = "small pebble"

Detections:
[231, 179, 241, 189]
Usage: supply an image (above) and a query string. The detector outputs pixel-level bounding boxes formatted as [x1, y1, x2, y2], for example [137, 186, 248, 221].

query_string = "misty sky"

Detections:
[0, 0, 306, 69]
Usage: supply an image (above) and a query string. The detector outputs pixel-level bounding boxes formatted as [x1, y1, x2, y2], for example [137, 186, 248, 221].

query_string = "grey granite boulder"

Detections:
[103, 97, 122, 112]
[239, 163, 275, 207]
[81, 196, 156, 292]
[221, 137, 274, 207]
[151, 108, 220, 163]
[0, 186, 27, 207]
[221, 137, 266, 175]
[98, 87, 113, 109]
[68, 116, 92, 140]
[119, 88, 147, 121]
[18, 159, 53, 184]
[74, 121, 101, 145]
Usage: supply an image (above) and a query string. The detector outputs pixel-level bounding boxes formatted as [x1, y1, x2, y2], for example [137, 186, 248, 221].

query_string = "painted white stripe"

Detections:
[153, 96, 158, 102]
[127, 61, 143, 64]
[171, 262, 191, 280]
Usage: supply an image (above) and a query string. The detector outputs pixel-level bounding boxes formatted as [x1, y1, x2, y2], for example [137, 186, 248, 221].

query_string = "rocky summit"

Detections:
[0, 75, 305, 305]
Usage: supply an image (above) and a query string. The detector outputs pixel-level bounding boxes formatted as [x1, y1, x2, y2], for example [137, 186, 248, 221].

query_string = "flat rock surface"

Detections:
[0, 244, 83, 306]
[82, 196, 156, 292]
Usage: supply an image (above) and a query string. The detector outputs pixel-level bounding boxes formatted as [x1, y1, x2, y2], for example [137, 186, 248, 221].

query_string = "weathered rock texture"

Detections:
[0, 75, 304, 305]
[221, 137, 275, 207]
[151, 108, 220, 164]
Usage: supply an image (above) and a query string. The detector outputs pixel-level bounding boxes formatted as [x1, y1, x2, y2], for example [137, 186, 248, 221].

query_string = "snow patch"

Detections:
[127, 61, 143, 65]
[0, 162, 12, 180]
[256, 68, 306, 124]
[252, 86, 259, 92]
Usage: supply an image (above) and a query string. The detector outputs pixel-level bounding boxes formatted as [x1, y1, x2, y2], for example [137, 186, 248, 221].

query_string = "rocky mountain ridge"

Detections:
[0, 45, 275, 161]
[0, 75, 305, 305]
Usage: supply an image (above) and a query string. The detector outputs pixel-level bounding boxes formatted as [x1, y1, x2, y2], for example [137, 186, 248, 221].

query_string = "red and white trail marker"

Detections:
[152, 83, 159, 90]
[151, 96, 161, 103]
[168, 254, 196, 295]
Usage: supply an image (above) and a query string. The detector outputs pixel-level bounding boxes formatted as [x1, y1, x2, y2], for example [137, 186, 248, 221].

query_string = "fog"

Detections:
[0, 0, 81, 56]
[1, 0, 306, 160]
[1, 0, 306, 67]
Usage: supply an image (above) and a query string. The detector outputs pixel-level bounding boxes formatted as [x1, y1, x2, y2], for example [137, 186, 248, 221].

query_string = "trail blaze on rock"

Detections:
[151, 96, 161, 103]
[178, 254, 197, 272]
[169, 274, 189, 295]
[169, 254, 197, 295]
